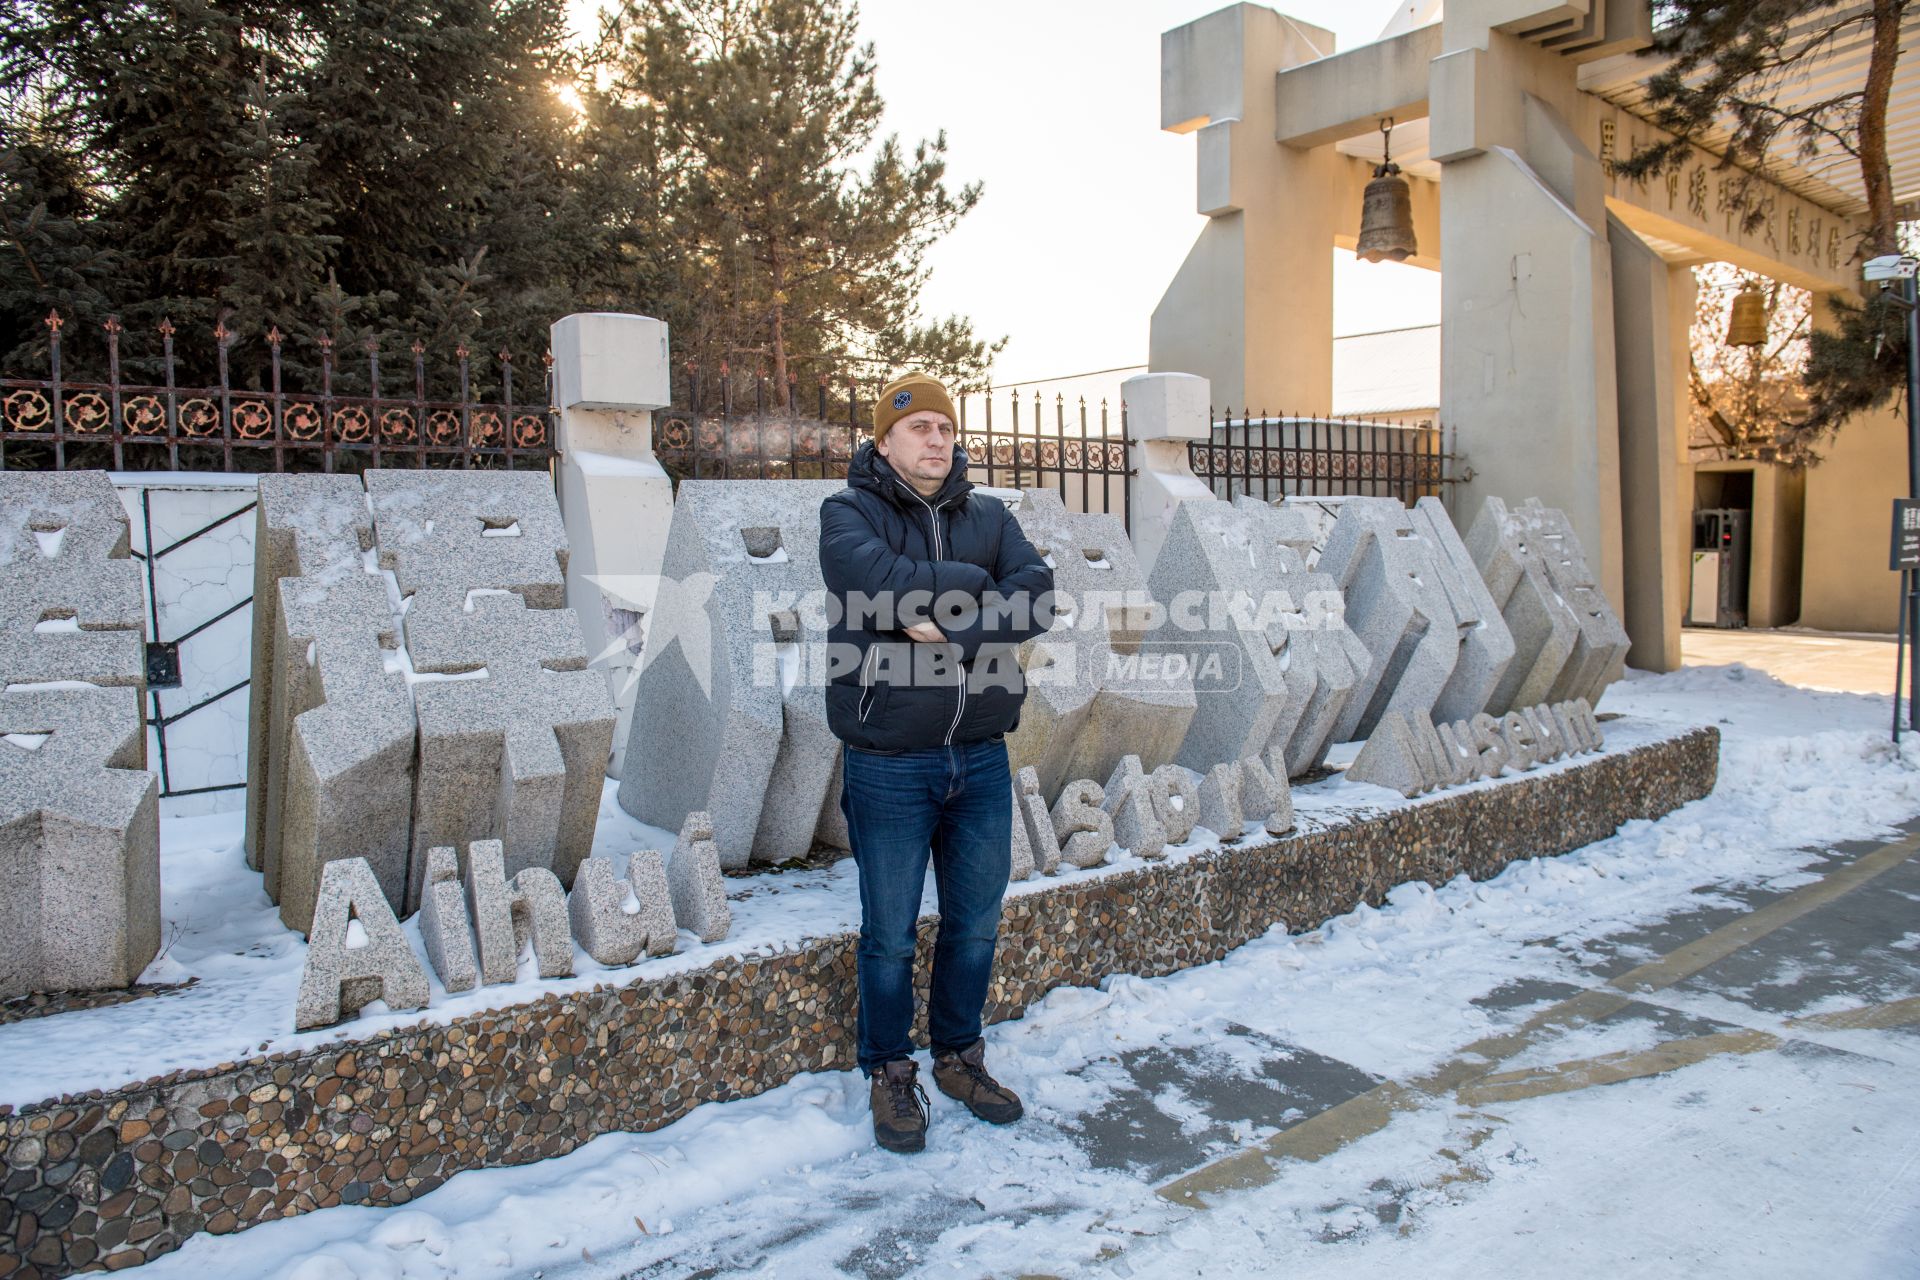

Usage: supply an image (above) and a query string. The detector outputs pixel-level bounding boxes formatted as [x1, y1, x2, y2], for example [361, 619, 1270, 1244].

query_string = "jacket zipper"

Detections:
[944, 661, 966, 745]
[896, 480, 946, 559]
[896, 480, 967, 745]
[857, 644, 881, 722]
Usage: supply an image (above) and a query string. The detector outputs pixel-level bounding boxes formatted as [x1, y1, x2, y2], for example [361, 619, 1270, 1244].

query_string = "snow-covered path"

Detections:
[132, 663, 1920, 1279]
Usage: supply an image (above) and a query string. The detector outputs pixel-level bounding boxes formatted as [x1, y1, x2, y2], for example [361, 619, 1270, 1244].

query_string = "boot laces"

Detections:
[947, 1052, 1006, 1100]
[884, 1070, 929, 1124]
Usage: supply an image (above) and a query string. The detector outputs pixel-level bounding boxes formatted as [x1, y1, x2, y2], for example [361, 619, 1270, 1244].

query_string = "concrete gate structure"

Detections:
[1151, 0, 1914, 646]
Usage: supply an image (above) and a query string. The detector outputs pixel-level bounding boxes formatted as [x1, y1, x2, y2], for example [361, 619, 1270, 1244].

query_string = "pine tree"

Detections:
[1614, 0, 1915, 449]
[598, 0, 1001, 407]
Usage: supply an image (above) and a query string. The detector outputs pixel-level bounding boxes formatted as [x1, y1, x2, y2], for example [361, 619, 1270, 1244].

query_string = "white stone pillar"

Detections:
[549, 312, 674, 779]
[1124, 372, 1218, 577]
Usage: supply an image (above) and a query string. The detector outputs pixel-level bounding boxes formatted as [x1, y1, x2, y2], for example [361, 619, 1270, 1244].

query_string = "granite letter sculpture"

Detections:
[0, 471, 158, 997]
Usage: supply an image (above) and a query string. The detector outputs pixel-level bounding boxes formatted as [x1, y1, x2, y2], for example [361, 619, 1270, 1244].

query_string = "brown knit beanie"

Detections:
[873, 373, 958, 443]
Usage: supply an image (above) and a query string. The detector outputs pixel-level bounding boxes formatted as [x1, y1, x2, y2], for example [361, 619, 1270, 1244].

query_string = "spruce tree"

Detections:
[598, 0, 1000, 406]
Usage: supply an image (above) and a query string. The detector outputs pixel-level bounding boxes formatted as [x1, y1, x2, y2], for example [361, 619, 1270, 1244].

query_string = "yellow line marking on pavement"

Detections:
[1458, 1029, 1781, 1106]
[1157, 829, 1920, 1209]
[1452, 995, 1920, 1108]
[1788, 996, 1920, 1033]
[1606, 831, 1920, 996]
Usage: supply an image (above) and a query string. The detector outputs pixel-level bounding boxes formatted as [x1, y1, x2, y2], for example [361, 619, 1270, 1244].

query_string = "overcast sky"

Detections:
[570, 0, 1443, 392]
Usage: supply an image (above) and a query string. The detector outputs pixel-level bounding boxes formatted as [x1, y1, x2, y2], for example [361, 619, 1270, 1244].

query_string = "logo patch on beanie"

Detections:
[892, 391, 913, 409]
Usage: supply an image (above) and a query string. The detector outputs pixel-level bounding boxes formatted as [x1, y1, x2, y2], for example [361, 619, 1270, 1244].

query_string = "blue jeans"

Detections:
[839, 737, 1013, 1074]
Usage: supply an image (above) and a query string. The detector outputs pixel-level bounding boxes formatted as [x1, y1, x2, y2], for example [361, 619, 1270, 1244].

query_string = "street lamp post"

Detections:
[1866, 254, 1920, 741]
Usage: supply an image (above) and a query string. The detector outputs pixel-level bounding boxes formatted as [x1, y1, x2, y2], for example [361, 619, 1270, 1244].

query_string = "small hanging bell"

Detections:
[1725, 281, 1768, 347]
[1356, 117, 1417, 264]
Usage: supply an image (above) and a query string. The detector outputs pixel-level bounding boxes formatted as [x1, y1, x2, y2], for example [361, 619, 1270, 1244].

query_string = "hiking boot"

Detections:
[869, 1058, 930, 1154]
[932, 1040, 1024, 1125]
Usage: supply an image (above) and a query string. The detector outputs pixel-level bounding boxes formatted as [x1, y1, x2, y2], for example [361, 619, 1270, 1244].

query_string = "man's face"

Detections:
[877, 410, 956, 488]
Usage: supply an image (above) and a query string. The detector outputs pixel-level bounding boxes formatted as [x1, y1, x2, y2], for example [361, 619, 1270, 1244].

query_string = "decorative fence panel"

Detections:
[0, 312, 555, 473]
[655, 370, 1136, 529]
[1190, 412, 1460, 509]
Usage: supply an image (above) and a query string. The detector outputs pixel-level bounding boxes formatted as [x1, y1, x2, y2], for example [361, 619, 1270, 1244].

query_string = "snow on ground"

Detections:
[103, 659, 1920, 1279]
[0, 696, 1675, 1107]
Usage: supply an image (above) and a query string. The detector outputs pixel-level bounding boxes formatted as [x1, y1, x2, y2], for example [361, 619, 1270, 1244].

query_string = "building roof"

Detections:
[1337, 3, 1919, 220]
[1577, 2, 1920, 220]
[1332, 325, 1440, 416]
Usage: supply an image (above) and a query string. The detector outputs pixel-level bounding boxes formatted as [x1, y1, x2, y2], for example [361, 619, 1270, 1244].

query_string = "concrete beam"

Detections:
[1459, 0, 1591, 38]
[1162, 4, 1334, 135]
[1541, 0, 1652, 63]
[1584, 97, 1866, 293]
[1274, 25, 1441, 149]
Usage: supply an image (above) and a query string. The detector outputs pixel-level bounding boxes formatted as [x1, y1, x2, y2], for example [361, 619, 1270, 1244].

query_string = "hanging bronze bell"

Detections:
[1356, 161, 1417, 264]
[1725, 281, 1768, 347]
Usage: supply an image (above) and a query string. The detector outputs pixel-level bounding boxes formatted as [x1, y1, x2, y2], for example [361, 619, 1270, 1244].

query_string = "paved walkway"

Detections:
[1682, 627, 1898, 696]
[556, 821, 1920, 1280]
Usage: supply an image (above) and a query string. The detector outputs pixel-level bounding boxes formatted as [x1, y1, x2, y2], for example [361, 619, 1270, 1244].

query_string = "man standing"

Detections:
[819, 372, 1055, 1153]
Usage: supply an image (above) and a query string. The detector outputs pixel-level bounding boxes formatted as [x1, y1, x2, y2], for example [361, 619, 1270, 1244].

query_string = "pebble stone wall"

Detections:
[0, 725, 1718, 1276]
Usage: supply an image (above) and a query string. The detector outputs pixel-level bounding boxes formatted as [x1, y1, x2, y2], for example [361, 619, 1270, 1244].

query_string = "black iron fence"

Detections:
[0, 311, 555, 473]
[655, 367, 1135, 529]
[1191, 412, 1460, 508]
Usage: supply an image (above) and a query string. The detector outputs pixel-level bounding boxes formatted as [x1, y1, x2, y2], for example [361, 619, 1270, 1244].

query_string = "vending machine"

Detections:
[1688, 508, 1750, 628]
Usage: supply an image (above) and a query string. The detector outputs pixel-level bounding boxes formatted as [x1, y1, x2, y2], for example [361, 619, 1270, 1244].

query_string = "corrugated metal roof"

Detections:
[1332, 325, 1441, 415]
[1332, 5, 1917, 222]
[1577, 2, 1920, 217]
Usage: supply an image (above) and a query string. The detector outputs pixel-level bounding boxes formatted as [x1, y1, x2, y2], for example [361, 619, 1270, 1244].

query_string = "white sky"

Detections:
[854, 0, 1440, 386]
[567, 0, 1443, 393]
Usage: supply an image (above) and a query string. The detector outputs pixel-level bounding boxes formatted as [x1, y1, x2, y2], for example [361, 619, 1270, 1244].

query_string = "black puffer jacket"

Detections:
[820, 442, 1054, 751]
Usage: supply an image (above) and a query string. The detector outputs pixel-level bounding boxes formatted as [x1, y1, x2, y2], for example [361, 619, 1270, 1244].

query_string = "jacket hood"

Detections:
[847, 440, 975, 510]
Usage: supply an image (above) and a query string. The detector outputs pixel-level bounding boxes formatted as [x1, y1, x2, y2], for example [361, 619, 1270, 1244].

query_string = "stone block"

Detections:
[1121, 372, 1212, 442]
[270, 570, 414, 932]
[1007, 775, 1036, 881]
[550, 313, 672, 412]
[0, 472, 157, 999]
[1237, 748, 1294, 835]
[1102, 755, 1168, 860]
[1196, 760, 1245, 839]
[1465, 497, 1628, 713]
[1433, 719, 1484, 785]
[618, 481, 846, 869]
[1161, 499, 1372, 776]
[293, 857, 429, 1030]
[1016, 765, 1063, 876]
[569, 851, 677, 966]
[1147, 764, 1199, 844]
[465, 838, 574, 983]
[1008, 490, 1195, 801]
[417, 847, 478, 994]
[1347, 698, 1604, 798]
[0, 470, 145, 691]
[406, 591, 613, 909]
[0, 685, 158, 998]
[247, 474, 379, 876]
[1050, 779, 1113, 870]
[1469, 712, 1512, 777]
[1410, 497, 1517, 724]
[667, 812, 731, 942]
[250, 472, 607, 926]
[1288, 496, 1510, 742]
[1345, 710, 1439, 798]
[366, 469, 572, 614]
